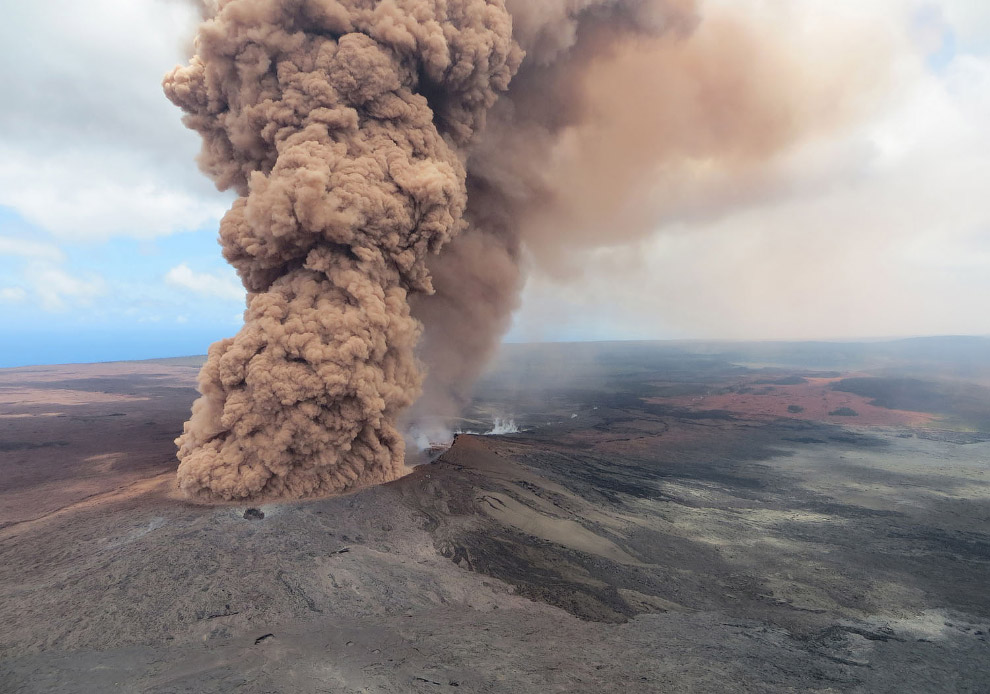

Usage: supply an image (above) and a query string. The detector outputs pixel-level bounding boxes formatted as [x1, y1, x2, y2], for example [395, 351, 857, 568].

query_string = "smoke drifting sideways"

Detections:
[411, 0, 891, 424]
[167, 0, 876, 501]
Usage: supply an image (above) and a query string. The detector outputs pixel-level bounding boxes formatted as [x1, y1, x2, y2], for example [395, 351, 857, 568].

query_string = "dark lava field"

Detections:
[1, 338, 989, 692]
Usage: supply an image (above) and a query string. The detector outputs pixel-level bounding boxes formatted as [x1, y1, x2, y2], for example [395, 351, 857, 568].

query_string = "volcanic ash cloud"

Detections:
[167, 0, 837, 502]
[164, 0, 520, 500]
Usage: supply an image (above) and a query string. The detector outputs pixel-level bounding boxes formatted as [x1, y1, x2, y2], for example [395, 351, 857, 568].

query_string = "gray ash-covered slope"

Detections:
[2, 341, 990, 692]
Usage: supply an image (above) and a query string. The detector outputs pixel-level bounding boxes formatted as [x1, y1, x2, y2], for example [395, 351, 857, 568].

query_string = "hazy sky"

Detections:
[0, 0, 988, 366]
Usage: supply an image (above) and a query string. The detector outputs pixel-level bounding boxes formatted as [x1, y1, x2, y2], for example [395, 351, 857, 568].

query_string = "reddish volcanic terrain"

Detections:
[657, 375, 936, 427]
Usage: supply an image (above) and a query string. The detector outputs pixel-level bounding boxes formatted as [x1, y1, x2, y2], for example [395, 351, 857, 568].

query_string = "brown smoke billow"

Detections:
[168, 0, 875, 500]
[165, 0, 519, 500]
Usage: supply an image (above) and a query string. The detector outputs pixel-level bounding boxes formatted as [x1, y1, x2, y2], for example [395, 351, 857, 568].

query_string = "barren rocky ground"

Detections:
[1, 340, 989, 692]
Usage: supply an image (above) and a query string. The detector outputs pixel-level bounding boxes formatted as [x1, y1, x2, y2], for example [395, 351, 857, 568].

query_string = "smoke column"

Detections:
[168, 0, 866, 500]
[165, 0, 520, 500]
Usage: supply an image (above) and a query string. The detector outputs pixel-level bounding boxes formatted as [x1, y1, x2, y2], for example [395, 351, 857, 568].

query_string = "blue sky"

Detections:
[2, 0, 990, 367]
[0, 206, 243, 366]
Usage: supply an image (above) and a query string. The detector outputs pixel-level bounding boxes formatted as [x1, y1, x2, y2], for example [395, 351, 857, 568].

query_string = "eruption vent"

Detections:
[168, 0, 861, 501]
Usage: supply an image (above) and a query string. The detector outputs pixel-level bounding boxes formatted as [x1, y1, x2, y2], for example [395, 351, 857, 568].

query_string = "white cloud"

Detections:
[0, 0, 228, 241]
[0, 152, 229, 240]
[0, 233, 109, 312]
[166, 263, 244, 301]
[32, 266, 106, 312]
[0, 237, 106, 312]
[940, 0, 990, 46]
[0, 236, 65, 263]
[0, 287, 27, 303]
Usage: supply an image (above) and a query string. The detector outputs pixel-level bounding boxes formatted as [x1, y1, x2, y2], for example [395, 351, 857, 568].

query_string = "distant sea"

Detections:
[0, 327, 225, 368]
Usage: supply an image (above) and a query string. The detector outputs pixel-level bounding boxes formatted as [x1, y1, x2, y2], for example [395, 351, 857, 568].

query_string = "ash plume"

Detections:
[408, 0, 701, 422]
[167, 0, 861, 500]
[409, 0, 884, 420]
[165, 0, 519, 500]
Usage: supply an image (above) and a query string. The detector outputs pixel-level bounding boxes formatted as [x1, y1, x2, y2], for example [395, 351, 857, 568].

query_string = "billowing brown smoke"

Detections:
[168, 0, 868, 500]
[165, 0, 519, 500]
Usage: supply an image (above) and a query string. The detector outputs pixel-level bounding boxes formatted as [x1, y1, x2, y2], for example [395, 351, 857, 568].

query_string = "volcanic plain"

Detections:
[1, 339, 989, 692]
